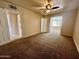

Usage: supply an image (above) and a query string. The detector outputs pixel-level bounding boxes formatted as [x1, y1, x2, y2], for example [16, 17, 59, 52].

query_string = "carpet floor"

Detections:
[0, 33, 79, 59]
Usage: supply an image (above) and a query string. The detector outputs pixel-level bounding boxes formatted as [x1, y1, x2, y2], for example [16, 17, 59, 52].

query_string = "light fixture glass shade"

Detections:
[46, 10, 50, 13]
[46, 4, 51, 10]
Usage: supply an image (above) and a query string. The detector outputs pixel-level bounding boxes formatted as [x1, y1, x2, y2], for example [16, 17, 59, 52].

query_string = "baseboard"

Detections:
[0, 37, 23, 46]
[0, 32, 41, 46]
[73, 38, 79, 53]
[23, 32, 41, 39]
[61, 34, 72, 38]
[23, 32, 48, 39]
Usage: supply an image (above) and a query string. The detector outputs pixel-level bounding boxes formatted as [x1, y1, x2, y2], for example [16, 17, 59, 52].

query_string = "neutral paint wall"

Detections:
[0, 0, 42, 38]
[18, 7, 41, 37]
[50, 10, 77, 37]
[73, 9, 79, 52]
[61, 10, 77, 37]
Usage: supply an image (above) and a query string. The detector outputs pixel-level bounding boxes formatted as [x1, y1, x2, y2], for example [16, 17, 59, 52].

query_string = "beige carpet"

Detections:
[0, 33, 79, 59]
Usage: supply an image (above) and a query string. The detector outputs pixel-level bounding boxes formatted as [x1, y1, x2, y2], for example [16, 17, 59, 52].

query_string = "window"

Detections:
[50, 16, 62, 27]
[50, 16, 62, 33]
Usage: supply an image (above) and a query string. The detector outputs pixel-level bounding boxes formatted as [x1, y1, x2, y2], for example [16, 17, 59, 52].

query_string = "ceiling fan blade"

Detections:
[52, 6, 59, 9]
[30, 0, 46, 7]
[47, 0, 51, 3]
[40, 8, 46, 10]
[33, 7, 46, 10]
[32, 4, 43, 7]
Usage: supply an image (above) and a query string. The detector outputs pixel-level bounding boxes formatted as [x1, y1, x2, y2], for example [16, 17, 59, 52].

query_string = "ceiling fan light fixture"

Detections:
[46, 4, 51, 10]
[46, 10, 50, 13]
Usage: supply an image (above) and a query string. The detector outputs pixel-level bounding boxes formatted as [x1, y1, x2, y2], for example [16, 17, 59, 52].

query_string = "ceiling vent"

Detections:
[10, 5, 17, 10]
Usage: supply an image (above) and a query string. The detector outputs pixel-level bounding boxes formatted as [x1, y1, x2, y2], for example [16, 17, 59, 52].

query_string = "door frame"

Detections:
[5, 9, 22, 40]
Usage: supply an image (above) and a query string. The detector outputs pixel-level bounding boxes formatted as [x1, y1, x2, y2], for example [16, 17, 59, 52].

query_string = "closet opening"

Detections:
[6, 10, 22, 40]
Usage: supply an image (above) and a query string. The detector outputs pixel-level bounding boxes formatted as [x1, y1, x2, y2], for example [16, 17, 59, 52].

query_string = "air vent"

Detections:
[10, 5, 17, 10]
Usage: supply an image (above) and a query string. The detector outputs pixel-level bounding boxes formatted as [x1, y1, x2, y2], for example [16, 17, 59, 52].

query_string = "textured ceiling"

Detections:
[3, 0, 79, 15]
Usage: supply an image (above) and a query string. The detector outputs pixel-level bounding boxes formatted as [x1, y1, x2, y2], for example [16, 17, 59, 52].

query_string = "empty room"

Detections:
[0, 0, 79, 59]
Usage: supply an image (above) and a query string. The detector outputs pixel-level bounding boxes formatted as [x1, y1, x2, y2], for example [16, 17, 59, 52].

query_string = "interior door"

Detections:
[0, 19, 4, 43]
[0, 8, 10, 45]
[6, 9, 22, 40]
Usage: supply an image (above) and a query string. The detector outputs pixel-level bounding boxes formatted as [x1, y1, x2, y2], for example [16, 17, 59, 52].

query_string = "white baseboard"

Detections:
[73, 38, 79, 53]
[0, 32, 41, 46]
[0, 37, 22, 46]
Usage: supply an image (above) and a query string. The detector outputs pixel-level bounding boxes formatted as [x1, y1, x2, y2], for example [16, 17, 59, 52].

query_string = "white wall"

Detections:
[61, 10, 77, 37]
[18, 7, 41, 37]
[50, 10, 77, 37]
[73, 9, 79, 52]
[0, 0, 42, 38]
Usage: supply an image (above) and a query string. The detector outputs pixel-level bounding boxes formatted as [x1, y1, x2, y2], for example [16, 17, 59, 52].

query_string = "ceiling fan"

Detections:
[39, 0, 59, 13]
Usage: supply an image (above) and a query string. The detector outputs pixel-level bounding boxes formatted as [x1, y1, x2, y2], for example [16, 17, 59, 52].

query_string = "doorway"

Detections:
[50, 16, 62, 34]
[6, 10, 22, 40]
[41, 17, 47, 32]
